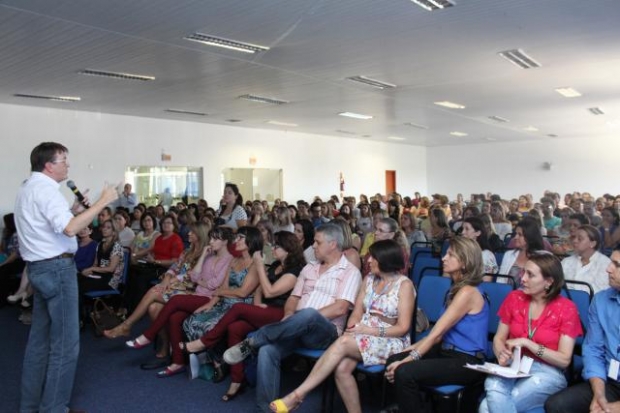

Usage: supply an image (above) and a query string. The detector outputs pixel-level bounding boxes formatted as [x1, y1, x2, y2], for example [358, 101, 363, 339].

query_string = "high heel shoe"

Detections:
[270, 391, 303, 413]
[104, 322, 131, 339]
[156, 365, 186, 378]
[125, 336, 151, 349]
[222, 382, 246, 402]
[7, 291, 27, 304]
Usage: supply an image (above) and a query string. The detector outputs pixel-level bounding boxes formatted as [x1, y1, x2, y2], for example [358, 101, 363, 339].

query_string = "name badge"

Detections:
[608, 359, 620, 381]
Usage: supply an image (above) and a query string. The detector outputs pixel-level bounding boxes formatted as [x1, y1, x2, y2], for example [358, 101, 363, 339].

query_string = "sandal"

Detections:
[222, 382, 246, 402]
[103, 322, 131, 339]
[270, 391, 303, 412]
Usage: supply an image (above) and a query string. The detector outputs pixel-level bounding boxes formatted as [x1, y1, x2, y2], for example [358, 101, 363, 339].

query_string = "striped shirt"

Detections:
[292, 254, 361, 334]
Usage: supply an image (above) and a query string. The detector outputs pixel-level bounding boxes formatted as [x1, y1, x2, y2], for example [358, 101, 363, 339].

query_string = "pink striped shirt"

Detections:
[292, 254, 361, 334]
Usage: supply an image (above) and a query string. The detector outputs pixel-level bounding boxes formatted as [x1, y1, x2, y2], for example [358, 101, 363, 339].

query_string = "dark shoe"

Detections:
[68, 409, 88, 413]
[223, 339, 253, 365]
[156, 365, 186, 378]
[140, 358, 170, 370]
[212, 362, 229, 383]
[222, 382, 246, 402]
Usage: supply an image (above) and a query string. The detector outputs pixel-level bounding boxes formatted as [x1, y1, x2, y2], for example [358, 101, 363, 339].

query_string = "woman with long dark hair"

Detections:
[216, 183, 248, 231]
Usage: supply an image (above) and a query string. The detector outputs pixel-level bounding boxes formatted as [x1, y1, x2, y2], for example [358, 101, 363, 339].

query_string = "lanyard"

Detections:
[528, 302, 541, 340]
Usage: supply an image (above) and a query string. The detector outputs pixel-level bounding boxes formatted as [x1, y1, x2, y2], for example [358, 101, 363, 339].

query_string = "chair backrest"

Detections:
[120, 249, 131, 285]
[492, 273, 517, 288]
[440, 239, 450, 257]
[479, 281, 515, 336]
[494, 251, 505, 268]
[410, 242, 432, 266]
[561, 280, 593, 334]
[410, 255, 442, 287]
[415, 275, 452, 333]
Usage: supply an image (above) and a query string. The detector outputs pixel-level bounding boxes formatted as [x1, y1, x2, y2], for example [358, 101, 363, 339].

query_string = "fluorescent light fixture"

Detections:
[555, 87, 582, 98]
[346, 75, 396, 90]
[388, 136, 406, 141]
[498, 49, 541, 69]
[184, 33, 269, 54]
[164, 109, 207, 116]
[226, 119, 243, 123]
[78, 69, 155, 81]
[488, 115, 510, 123]
[404, 122, 429, 130]
[411, 0, 454, 11]
[450, 131, 468, 137]
[238, 94, 289, 105]
[547, 134, 559, 138]
[266, 120, 298, 127]
[434, 101, 465, 109]
[588, 107, 605, 115]
[14, 93, 81, 102]
[523, 126, 539, 132]
[338, 112, 373, 120]
[336, 129, 357, 135]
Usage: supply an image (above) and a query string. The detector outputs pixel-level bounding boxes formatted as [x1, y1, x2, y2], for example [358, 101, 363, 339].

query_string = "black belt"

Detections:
[442, 343, 485, 360]
[32, 253, 75, 263]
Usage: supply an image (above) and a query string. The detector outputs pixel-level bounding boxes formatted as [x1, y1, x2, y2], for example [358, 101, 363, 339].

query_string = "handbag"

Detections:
[415, 307, 430, 333]
[90, 298, 124, 337]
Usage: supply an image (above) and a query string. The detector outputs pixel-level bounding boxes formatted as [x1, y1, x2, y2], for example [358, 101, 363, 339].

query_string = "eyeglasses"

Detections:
[51, 158, 68, 164]
[375, 227, 394, 234]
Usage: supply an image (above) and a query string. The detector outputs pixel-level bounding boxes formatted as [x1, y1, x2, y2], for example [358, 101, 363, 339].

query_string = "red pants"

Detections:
[200, 303, 283, 383]
[143, 294, 210, 365]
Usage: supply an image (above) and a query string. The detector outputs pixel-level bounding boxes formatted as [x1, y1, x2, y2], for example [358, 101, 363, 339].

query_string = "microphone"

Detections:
[66, 180, 90, 209]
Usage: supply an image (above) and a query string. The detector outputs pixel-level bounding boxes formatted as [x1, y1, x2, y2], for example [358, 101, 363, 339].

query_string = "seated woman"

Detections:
[400, 211, 426, 249]
[491, 201, 512, 242]
[427, 207, 452, 254]
[479, 253, 583, 413]
[294, 219, 316, 264]
[355, 202, 373, 240]
[361, 217, 408, 277]
[103, 222, 208, 340]
[181, 231, 305, 400]
[0, 213, 25, 304]
[270, 239, 415, 413]
[550, 211, 586, 255]
[479, 213, 504, 252]
[113, 210, 135, 248]
[383, 237, 489, 413]
[332, 218, 362, 270]
[79, 219, 125, 298]
[256, 219, 276, 267]
[461, 217, 499, 278]
[561, 224, 610, 294]
[599, 206, 620, 255]
[272, 206, 294, 233]
[124, 213, 180, 312]
[74, 226, 98, 274]
[499, 217, 546, 285]
[129, 206, 144, 234]
[116, 226, 234, 374]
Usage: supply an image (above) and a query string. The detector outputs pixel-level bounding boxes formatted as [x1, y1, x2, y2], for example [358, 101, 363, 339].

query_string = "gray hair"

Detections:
[316, 222, 344, 251]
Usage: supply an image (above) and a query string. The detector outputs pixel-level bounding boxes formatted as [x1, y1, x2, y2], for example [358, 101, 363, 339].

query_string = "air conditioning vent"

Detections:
[346, 75, 396, 90]
[78, 69, 155, 81]
[14, 93, 80, 102]
[184, 33, 269, 54]
[488, 115, 510, 123]
[588, 107, 604, 115]
[238, 94, 289, 105]
[498, 49, 541, 69]
[411, 0, 454, 11]
[226, 119, 243, 123]
[164, 109, 207, 116]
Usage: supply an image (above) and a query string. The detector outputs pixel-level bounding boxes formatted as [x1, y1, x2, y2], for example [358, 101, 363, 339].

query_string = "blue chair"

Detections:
[410, 242, 432, 267]
[413, 274, 452, 341]
[561, 280, 593, 382]
[479, 281, 515, 360]
[410, 255, 441, 287]
[494, 251, 505, 268]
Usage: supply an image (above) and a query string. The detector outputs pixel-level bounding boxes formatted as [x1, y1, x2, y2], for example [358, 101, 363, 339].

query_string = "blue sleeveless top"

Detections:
[441, 286, 489, 353]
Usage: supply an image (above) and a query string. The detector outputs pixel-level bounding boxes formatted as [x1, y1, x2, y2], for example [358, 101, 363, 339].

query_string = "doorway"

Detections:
[385, 170, 396, 195]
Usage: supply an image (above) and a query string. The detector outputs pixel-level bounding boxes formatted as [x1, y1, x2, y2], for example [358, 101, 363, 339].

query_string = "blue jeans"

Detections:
[479, 360, 567, 413]
[21, 257, 79, 413]
[251, 308, 339, 413]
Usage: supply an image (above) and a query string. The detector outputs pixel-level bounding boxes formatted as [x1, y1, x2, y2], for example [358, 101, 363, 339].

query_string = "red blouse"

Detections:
[498, 290, 582, 363]
[151, 233, 184, 261]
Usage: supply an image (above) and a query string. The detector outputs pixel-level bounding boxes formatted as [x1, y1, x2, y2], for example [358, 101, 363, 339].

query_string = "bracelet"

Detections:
[379, 326, 386, 337]
[409, 349, 421, 361]
[536, 344, 545, 358]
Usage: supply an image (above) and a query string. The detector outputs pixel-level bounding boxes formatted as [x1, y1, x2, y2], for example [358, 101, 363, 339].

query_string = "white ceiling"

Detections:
[1, 0, 619, 146]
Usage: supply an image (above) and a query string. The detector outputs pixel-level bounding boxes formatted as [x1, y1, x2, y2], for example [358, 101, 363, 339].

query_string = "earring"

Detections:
[544, 284, 552, 293]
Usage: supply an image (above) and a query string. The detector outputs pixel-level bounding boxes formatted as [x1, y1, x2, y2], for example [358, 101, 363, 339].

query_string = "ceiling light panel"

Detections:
[78, 69, 155, 81]
[388, 136, 406, 141]
[346, 76, 396, 90]
[523, 126, 539, 132]
[338, 112, 373, 120]
[434, 101, 465, 109]
[184, 33, 269, 54]
[498, 49, 541, 69]
[555, 87, 582, 98]
[411, 0, 454, 12]
[267, 120, 298, 127]
[14, 93, 81, 102]
[488, 115, 509, 123]
[450, 131, 468, 137]
[238, 94, 289, 105]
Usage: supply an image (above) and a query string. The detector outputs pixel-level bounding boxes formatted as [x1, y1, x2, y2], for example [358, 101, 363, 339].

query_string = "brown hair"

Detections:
[527, 252, 564, 301]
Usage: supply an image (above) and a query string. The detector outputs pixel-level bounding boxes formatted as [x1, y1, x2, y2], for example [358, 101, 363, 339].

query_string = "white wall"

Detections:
[427, 138, 620, 200]
[0, 103, 427, 216]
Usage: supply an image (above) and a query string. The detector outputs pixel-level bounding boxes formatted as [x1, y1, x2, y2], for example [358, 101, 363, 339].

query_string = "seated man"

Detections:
[545, 245, 620, 413]
[223, 223, 361, 413]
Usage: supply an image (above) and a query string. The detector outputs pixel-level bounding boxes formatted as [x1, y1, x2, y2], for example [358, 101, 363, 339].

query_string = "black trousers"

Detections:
[386, 343, 485, 412]
[123, 263, 165, 312]
[545, 379, 620, 413]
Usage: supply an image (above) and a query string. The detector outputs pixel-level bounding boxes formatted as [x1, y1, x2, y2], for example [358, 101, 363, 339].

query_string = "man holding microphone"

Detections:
[15, 142, 118, 413]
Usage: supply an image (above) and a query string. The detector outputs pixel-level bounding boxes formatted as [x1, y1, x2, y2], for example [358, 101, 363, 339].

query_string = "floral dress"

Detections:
[182, 266, 253, 341]
[355, 274, 412, 366]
